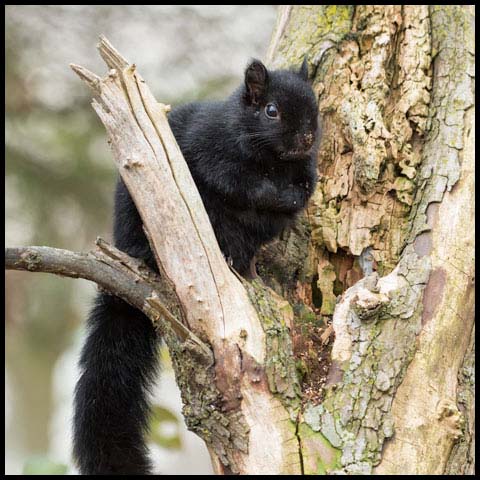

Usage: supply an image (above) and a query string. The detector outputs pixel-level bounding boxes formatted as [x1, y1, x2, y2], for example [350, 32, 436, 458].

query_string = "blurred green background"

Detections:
[5, 5, 277, 474]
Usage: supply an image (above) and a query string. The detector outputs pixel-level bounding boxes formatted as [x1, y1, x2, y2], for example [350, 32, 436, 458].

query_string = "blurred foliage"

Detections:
[149, 406, 182, 450]
[22, 456, 69, 475]
[6, 8, 115, 463]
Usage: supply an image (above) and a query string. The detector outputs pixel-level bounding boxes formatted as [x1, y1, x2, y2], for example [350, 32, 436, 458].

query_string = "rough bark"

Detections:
[5, 5, 474, 475]
[265, 4, 475, 475]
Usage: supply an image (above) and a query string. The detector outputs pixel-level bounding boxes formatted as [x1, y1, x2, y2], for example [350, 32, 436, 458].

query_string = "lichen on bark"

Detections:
[267, 5, 354, 71]
[301, 247, 430, 474]
[269, 10, 436, 409]
[244, 278, 302, 411]
[266, 4, 474, 475]
[445, 327, 475, 475]
[165, 328, 249, 473]
[376, 6, 475, 474]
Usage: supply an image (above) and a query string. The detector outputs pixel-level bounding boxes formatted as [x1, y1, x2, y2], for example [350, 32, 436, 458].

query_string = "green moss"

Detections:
[245, 279, 302, 407]
[273, 5, 354, 69]
[294, 302, 318, 325]
[298, 423, 342, 474]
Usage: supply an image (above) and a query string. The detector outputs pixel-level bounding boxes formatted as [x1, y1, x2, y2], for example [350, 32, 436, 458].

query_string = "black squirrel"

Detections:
[73, 58, 319, 475]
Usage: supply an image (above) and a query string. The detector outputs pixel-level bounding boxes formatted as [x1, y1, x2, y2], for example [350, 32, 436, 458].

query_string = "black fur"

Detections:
[73, 59, 319, 475]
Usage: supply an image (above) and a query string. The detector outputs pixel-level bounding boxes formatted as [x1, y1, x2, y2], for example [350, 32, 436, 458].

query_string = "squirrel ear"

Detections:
[245, 59, 268, 105]
[298, 56, 309, 81]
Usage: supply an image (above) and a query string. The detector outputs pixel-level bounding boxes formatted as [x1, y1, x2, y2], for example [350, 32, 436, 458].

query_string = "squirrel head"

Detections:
[240, 57, 319, 160]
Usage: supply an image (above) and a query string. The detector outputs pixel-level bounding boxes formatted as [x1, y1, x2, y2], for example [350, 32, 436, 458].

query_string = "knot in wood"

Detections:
[436, 399, 464, 440]
[20, 250, 41, 271]
[351, 287, 388, 321]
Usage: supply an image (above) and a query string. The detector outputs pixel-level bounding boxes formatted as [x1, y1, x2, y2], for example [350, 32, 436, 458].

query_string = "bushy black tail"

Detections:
[73, 292, 159, 475]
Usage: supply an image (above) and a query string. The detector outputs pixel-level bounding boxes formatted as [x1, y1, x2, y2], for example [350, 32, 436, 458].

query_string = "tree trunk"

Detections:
[263, 4, 475, 475]
[6, 5, 474, 475]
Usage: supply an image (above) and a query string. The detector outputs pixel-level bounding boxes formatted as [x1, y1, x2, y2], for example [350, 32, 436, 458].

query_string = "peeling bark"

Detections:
[376, 7, 475, 473]
[267, 4, 474, 475]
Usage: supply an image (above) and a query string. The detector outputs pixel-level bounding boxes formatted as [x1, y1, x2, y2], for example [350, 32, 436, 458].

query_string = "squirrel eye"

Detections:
[265, 103, 279, 119]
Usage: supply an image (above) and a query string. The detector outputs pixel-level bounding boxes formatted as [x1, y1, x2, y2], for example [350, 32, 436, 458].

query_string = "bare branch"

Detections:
[5, 242, 212, 362]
